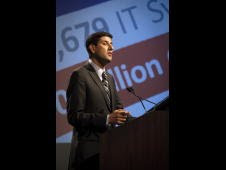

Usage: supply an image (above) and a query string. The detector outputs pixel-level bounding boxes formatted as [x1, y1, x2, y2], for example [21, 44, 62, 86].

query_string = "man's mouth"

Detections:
[107, 52, 113, 56]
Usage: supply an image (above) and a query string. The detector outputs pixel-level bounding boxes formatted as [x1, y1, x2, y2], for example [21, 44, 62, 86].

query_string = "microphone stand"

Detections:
[127, 87, 158, 113]
[132, 92, 147, 112]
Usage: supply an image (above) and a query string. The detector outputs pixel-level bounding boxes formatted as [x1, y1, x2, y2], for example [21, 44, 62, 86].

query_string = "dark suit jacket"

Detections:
[66, 62, 124, 170]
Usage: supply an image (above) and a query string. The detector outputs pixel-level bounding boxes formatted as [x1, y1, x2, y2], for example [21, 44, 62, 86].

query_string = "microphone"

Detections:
[126, 87, 157, 113]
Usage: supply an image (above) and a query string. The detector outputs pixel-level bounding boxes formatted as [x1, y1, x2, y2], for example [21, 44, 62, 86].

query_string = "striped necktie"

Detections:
[102, 71, 111, 107]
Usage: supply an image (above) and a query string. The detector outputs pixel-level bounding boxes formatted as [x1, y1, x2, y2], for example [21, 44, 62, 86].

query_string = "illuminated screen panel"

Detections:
[56, 0, 169, 143]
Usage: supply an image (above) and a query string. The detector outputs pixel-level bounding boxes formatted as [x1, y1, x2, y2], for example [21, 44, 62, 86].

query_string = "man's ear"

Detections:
[88, 44, 96, 54]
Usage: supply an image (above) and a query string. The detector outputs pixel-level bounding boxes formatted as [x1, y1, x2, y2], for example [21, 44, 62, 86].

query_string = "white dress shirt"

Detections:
[88, 59, 105, 81]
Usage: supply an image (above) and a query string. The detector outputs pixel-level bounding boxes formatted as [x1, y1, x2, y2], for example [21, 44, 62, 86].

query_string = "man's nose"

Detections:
[109, 44, 114, 50]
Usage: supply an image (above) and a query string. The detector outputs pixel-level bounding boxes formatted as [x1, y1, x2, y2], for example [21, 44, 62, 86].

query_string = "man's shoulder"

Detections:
[71, 62, 90, 75]
[68, 63, 90, 82]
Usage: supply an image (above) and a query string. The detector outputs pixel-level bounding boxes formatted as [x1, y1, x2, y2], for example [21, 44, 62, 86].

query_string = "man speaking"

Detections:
[66, 32, 133, 170]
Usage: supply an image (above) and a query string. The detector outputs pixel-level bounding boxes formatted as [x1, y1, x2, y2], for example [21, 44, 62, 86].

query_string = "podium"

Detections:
[100, 111, 169, 170]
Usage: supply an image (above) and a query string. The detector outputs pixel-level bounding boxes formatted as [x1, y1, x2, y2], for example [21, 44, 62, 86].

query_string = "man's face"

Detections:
[92, 36, 114, 65]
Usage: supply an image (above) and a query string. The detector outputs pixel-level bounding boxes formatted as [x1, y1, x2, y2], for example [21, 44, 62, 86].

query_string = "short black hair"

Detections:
[85, 31, 113, 55]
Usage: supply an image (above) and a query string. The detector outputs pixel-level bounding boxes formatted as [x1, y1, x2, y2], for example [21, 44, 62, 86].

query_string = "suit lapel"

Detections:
[106, 74, 115, 111]
[85, 63, 111, 112]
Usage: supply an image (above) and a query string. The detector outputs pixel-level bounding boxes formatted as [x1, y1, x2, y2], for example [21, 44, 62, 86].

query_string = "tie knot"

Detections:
[102, 71, 107, 80]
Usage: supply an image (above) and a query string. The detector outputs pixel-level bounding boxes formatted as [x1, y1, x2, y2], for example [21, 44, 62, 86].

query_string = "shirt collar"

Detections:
[88, 59, 105, 81]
